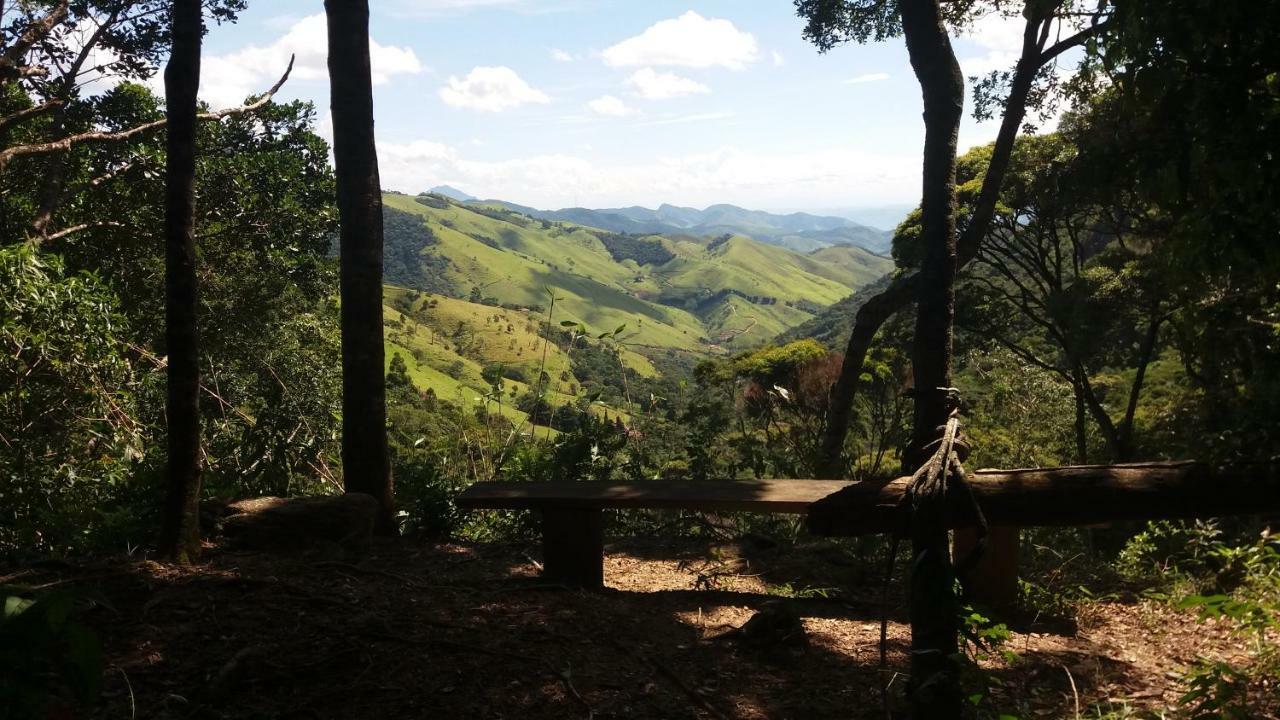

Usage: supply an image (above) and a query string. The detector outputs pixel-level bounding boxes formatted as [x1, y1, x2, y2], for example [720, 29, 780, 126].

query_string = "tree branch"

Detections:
[0, 55, 294, 176]
[41, 220, 126, 241]
[1041, 20, 1109, 65]
[0, 0, 68, 79]
[0, 100, 62, 134]
[818, 4, 1064, 474]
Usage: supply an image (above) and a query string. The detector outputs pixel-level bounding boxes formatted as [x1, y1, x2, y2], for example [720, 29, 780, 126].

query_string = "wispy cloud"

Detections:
[199, 14, 421, 108]
[638, 111, 734, 126]
[844, 72, 890, 84]
[626, 68, 709, 100]
[376, 139, 916, 209]
[382, 0, 579, 18]
[587, 95, 634, 117]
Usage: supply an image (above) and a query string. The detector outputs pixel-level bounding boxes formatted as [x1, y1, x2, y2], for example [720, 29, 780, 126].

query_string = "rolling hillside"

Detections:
[378, 191, 892, 411]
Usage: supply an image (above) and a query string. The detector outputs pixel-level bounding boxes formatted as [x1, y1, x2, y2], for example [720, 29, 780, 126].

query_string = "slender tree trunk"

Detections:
[818, 8, 1056, 476]
[325, 0, 394, 532]
[818, 277, 916, 476]
[1117, 314, 1164, 461]
[1073, 377, 1089, 464]
[1076, 363, 1123, 461]
[158, 0, 203, 564]
[899, 0, 965, 715]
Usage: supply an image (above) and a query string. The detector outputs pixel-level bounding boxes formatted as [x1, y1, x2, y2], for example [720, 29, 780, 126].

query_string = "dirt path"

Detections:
[10, 538, 1257, 719]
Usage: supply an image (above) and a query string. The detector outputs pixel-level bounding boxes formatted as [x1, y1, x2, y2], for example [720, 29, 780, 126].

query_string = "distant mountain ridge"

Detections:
[429, 185, 477, 202]
[421, 188, 894, 254]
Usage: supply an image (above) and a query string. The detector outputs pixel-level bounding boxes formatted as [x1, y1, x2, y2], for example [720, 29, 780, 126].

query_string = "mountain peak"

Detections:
[428, 185, 476, 202]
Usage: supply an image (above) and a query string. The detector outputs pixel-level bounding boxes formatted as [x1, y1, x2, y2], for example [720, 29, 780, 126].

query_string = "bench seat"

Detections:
[455, 479, 852, 587]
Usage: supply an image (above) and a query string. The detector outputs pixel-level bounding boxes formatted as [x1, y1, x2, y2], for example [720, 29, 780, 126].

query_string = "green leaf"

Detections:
[3, 596, 33, 620]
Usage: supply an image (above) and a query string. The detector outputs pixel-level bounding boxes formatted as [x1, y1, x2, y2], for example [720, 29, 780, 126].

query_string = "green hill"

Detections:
[380, 191, 892, 383]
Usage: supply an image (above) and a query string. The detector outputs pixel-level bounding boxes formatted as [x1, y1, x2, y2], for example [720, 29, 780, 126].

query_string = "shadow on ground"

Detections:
[4, 536, 1215, 719]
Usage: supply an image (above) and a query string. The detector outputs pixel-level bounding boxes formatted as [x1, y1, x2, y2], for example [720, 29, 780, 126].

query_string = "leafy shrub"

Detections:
[413, 193, 449, 209]
[1116, 520, 1225, 580]
[0, 246, 142, 556]
[393, 450, 466, 538]
[1176, 588, 1280, 719]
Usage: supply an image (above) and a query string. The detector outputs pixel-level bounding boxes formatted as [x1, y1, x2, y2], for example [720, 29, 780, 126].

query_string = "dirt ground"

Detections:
[4, 536, 1262, 719]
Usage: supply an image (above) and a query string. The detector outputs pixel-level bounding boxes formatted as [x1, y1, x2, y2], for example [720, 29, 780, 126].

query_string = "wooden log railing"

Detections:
[807, 461, 1280, 537]
[455, 461, 1278, 591]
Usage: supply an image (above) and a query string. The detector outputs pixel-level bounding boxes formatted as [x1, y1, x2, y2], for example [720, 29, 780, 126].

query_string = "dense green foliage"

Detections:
[383, 207, 453, 295]
[0, 247, 140, 554]
[2, 82, 341, 555]
[594, 231, 677, 265]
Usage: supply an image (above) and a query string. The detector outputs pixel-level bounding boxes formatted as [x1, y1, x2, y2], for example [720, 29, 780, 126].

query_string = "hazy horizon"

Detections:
[192, 2, 1061, 212]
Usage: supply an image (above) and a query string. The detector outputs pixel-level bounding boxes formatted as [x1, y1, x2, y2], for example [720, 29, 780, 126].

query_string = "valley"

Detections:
[379, 191, 893, 430]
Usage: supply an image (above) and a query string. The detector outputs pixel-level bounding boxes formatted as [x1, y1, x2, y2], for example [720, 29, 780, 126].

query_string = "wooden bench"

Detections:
[455, 479, 852, 588]
[458, 464, 1280, 603]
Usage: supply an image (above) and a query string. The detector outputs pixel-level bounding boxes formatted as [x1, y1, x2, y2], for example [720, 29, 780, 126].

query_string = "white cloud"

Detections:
[845, 72, 890, 84]
[376, 139, 916, 210]
[958, 11, 1087, 133]
[57, 18, 131, 95]
[199, 14, 421, 108]
[587, 95, 634, 117]
[638, 111, 734, 126]
[438, 66, 550, 111]
[625, 67, 709, 100]
[967, 12, 1027, 53]
[771, 51, 785, 67]
[602, 11, 757, 70]
[550, 48, 574, 62]
[959, 13, 1024, 77]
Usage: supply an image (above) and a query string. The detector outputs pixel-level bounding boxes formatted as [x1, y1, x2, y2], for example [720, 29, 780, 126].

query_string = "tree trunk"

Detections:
[158, 0, 203, 564]
[818, 276, 917, 476]
[808, 462, 1280, 536]
[818, 8, 1055, 477]
[1076, 363, 1123, 461]
[325, 0, 394, 532]
[899, 0, 966, 715]
[1073, 379, 1089, 464]
[1116, 314, 1165, 461]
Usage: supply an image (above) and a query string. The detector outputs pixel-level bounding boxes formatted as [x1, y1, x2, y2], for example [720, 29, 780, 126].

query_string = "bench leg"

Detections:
[540, 507, 603, 589]
[954, 525, 1020, 612]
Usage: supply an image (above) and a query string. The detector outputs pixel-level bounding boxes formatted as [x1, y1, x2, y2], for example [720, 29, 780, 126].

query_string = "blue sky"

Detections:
[199, 1, 1032, 213]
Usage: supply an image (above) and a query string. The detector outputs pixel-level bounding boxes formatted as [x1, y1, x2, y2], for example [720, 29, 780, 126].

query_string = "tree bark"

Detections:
[899, 0, 966, 715]
[158, 0, 203, 564]
[818, 275, 917, 476]
[325, 0, 394, 532]
[1073, 375, 1089, 463]
[808, 462, 1280, 536]
[818, 7, 1058, 477]
[1075, 361, 1123, 461]
[1116, 313, 1165, 461]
